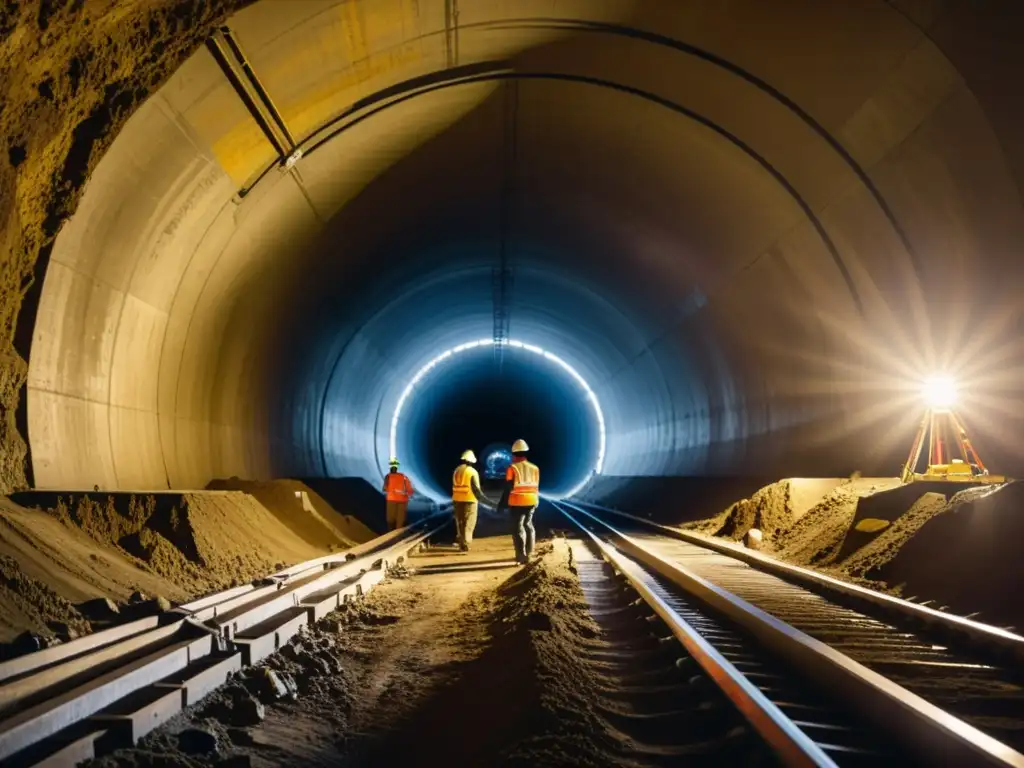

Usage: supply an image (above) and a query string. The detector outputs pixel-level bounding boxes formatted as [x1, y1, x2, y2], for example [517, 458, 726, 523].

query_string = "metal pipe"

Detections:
[205, 34, 290, 159]
[219, 27, 297, 151]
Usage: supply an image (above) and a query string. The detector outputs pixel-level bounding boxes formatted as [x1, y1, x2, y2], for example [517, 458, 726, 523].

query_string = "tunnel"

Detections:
[4, 3, 1024, 766]
[3, 0, 1024, 508]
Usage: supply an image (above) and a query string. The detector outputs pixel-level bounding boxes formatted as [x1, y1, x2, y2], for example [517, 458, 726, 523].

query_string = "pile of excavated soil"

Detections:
[697, 477, 1024, 627]
[865, 482, 1024, 627]
[684, 478, 829, 545]
[0, 487, 365, 645]
[86, 534, 626, 767]
[769, 485, 863, 566]
[206, 478, 374, 550]
[705, 477, 897, 565]
[0, 496, 184, 643]
[829, 492, 950, 579]
[46, 491, 331, 595]
[688, 477, 902, 550]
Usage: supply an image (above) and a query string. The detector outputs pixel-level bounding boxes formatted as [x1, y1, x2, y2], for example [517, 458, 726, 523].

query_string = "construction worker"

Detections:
[498, 439, 539, 565]
[452, 450, 489, 551]
[382, 458, 413, 530]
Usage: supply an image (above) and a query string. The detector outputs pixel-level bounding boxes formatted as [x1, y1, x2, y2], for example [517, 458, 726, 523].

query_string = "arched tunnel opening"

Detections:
[12, 2, 1024, 504]
[2, 1, 1024, 764]
[394, 340, 604, 500]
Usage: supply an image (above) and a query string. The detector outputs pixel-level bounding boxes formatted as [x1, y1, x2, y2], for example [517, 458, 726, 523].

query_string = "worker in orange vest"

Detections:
[498, 439, 540, 565]
[382, 458, 414, 530]
[452, 449, 491, 551]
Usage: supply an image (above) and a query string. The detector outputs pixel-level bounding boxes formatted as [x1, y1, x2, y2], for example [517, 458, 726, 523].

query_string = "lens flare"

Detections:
[389, 339, 606, 500]
[923, 375, 957, 409]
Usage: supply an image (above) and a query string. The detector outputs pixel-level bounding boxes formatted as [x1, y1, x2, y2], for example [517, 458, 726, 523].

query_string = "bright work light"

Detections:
[922, 375, 957, 409]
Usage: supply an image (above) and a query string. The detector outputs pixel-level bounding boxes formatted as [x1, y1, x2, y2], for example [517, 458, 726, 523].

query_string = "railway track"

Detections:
[552, 499, 1024, 767]
[0, 515, 447, 767]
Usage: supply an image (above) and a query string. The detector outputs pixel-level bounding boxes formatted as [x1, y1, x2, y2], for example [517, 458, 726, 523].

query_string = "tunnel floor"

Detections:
[85, 515, 639, 767]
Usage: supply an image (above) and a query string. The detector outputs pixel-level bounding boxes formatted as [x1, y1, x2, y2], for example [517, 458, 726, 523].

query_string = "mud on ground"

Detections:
[85, 534, 631, 767]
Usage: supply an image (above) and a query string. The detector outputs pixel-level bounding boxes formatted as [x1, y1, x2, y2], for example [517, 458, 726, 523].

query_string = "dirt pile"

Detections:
[206, 478, 374, 549]
[0, 552, 90, 643]
[0, 496, 189, 643]
[40, 490, 332, 596]
[333, 538, 617, 767]
[0, 487, 363, 645]
[831, 492, 949, 578]
[297, 477, 391, 533]
[685, 479, 797, 544]
[770, 484, 863, 565]
[864, 482, 1024, 626]
[698, 477, 1024, 626]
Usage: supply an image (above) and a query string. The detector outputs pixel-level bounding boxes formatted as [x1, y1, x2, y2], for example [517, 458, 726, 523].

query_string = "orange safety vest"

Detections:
[506, 460, 539, 507]
[452, 464, 479, 502]
[385, 473, 413, 503]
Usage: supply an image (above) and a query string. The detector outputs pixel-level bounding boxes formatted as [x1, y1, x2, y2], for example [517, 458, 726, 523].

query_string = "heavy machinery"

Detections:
[900, 377, 1006, 484]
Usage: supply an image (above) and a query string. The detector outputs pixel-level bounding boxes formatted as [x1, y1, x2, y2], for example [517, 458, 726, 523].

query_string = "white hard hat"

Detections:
[461, 449, 477, 463]
[511, 439, 529, 453]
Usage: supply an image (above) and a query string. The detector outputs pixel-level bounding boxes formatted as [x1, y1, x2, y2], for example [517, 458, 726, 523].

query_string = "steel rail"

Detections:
[554, 500, 1024, 768]
[558, 503, 838, 767]
[0, 514, 448, 766]
[573, 500, 1024, 661]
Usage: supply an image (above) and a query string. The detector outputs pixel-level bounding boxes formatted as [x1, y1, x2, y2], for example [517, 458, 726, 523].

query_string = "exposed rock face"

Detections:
[0, 0, 254, 491]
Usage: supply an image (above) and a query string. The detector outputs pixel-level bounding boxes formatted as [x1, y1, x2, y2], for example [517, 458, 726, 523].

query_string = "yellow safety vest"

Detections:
[452, 464, 480, 502]
[507, 460, 539, 507]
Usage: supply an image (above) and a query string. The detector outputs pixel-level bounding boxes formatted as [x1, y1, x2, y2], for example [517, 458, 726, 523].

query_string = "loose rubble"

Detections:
[83, 534, 632, 767]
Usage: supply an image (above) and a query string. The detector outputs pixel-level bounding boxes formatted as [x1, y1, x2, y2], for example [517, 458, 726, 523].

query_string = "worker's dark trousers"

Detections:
[386, 501, 408, 530]
[453, 501, 478, 548]
[510, 505, 537, 564]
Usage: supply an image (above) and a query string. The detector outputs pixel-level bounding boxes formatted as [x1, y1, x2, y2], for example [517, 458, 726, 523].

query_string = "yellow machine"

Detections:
[900, 378, 1005, 484]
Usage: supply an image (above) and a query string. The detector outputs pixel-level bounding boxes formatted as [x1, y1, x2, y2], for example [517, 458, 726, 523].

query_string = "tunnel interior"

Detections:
[398, 342, 603, 500]
[15, 0, 1024, 504]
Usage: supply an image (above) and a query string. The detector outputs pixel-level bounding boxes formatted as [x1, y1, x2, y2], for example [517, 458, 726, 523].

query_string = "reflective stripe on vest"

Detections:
[385, 473, 411, 502]
[508, 460, 539, 506]
[452, 464, 478, 502]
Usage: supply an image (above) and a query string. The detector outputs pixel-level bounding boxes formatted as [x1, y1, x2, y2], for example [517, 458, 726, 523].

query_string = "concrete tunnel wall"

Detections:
[9, 0, 1024, 496]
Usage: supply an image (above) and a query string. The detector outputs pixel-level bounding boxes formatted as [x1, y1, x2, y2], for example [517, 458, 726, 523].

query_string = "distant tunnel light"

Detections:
[389, 338, 606, 500]
[923, 375, 957, 409]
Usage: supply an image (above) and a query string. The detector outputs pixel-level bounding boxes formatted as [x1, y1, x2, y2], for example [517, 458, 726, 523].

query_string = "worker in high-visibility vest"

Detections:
[452, 449, 488, 551]
[382, 458, 414, 530]
[498, 439, 540, 565]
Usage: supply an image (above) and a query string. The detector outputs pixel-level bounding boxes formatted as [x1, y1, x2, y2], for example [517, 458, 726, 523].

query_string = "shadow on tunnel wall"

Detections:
[239, 28, 863, 491]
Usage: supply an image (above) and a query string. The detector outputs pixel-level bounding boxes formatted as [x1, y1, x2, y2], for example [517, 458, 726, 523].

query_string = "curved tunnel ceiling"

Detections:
[23, 0, 1024, 495]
